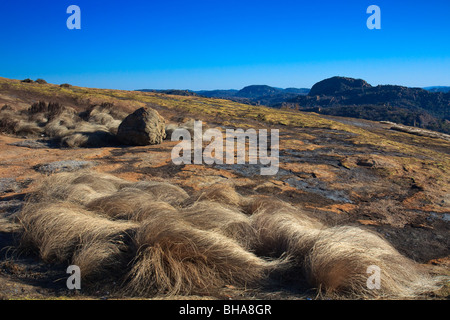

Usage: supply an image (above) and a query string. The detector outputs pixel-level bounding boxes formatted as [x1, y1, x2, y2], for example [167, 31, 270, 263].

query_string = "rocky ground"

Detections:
[0, 78, 449, 299]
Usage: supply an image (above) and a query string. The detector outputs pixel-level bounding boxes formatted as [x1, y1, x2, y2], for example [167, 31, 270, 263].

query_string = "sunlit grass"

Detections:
[1, 76, 448, 180]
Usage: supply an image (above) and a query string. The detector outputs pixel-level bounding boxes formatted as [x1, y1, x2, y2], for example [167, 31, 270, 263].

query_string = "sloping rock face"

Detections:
[117, 107, 166, 146]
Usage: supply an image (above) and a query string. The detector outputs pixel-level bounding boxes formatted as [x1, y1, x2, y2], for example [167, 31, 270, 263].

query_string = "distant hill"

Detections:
[283, 87, 311, 94]
[136, 89, 198, 96]
[279, 77, 450, 134]
[235, 85, 309, 98]
[195, 89, 239, 98]
[235, 85, 284, 98]
[308, 76, 372, 96]
[423, 86, 450, 93]
[136, 78, 449, 134]
[139, 85, 310, 105]
[194, 85, 309, 105]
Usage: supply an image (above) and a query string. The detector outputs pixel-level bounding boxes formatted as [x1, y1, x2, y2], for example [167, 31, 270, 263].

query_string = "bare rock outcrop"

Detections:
[117, 107, 166, 146]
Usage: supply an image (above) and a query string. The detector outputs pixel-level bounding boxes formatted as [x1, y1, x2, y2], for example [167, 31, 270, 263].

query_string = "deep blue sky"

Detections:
[0, 0, 449, 90]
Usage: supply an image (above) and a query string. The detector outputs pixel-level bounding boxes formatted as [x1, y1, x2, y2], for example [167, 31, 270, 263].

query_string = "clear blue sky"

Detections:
[0, 0, 449, 90]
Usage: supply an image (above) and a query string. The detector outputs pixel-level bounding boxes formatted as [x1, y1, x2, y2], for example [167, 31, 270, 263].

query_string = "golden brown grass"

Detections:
[86, 189, 179, 221]
[181, 201, 258, 250]
[305, 226, 440, 298]
[16, 171, 444, 299]
[18, 202, 138, 279]
[0, 109, 43, 136]
[26, 171, 124, 205]
[125, 211, 279, 296]
[122, 181, 190, 206]
[0, 100, 124, 147]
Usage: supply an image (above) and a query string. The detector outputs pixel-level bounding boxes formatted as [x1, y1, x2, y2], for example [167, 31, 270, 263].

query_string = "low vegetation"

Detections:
[17, 171, 443, 298]
[0, 101, 126, 147]
[1, 77, 448, 299]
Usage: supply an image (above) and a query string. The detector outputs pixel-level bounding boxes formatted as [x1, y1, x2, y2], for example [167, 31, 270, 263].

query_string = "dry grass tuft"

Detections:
[181, 201, 257, 249]
[121, 181, 190, 206]
[26, 171, 123, 205]
[16, 171, 444, 299]
[0, 109, 43, 136]
[0, 101, 125, 147]
[248, 197, 324, 260]
[18, 202, 137, 268]
[304, 226, 441, 298]
[247, 197, 441, 298]
[61, 128, 117, 148]
[193, 183, 245, 208]
[14, 120, 43, 136]
[86, 189, 179, 221]
[125, 211, 277, 296]
[81, 102, 127, 135]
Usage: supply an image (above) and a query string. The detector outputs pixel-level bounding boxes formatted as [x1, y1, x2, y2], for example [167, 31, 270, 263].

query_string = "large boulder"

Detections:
[117, 107, 166, 146]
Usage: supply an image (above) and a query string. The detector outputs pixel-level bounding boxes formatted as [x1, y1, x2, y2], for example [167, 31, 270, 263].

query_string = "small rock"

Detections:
[0, 178, 20, 194]
[0, 200, 23, 215]
[9, 139, 54, 149]
[34, 160, 95, 174]
[356, 158, 376, 167]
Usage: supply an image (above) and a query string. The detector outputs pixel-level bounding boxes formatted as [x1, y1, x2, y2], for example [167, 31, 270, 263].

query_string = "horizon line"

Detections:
[2, 76, 449, 92]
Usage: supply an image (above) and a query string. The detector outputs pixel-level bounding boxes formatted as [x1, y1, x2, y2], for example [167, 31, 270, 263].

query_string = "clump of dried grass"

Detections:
[25, 102, 110, 147]
[16, 171, 444, 299]
[81, 103, 128, 134]
[18, 201, 138, 284]
[44, 113, 78, 138]
[181, 201, 257, 250]
[26, 171, 123, 205]
[44, 116, 117, 148]
[0, 109, 21, 133]
[61, 127, 117, 148]
[246, 197, 441, 298]
[86, 189, 179, 221]
[248, 197, 324, 259]
[192, 183, 245, 208]
[124, 211, 278, 296]
[28, 101, 69, 121]
[0, 108, 43, 136]
[0, 101, 124, 147]
[82, 103, 128, 122]
[304, 226, 440, 298]
[121, 181, 190, 206]
[14, 120, 43, 136]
